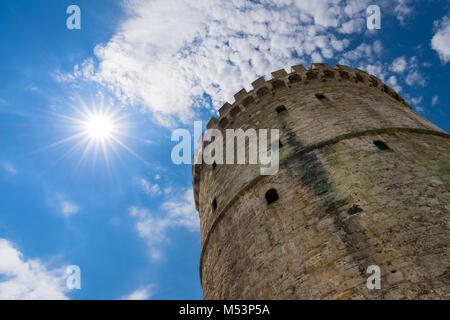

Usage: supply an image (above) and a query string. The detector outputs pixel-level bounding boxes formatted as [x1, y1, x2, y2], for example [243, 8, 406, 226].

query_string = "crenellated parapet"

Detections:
[206, 63, 410, 132]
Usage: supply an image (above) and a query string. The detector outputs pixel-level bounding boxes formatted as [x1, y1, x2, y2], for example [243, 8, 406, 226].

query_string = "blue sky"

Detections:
[0, 0, 449, 299]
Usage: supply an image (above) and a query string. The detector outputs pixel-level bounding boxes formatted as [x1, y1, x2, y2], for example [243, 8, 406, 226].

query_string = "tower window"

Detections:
[315, 93, 326, 100]
[212, 161, 217, 170]
[373, 140, 390, 151]
[212, 198, 217, 211]
[276, 105, 287, 114]
[265, 189, 279, 205]
[348, 204, 363, 215]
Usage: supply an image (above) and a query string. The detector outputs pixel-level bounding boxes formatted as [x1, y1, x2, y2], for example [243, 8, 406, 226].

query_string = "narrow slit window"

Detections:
[276, 105, 287, 114]
[212, 198, 217, 211]
[315, 93, 326, 100]
[373, 140, 390, 151]
[212, 161, 217, 170]
[265, 189, 279, 205]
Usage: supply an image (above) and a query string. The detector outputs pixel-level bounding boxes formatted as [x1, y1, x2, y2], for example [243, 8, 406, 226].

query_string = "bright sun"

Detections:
[45, 98, 147, 171]
[84, 114, 115, 139]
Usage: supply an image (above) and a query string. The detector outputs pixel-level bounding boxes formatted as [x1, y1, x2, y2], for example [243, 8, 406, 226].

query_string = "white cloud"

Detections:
[0, 239, 69, 300]
[340, 41, 382, 63]
[415, 106, 425, 113]
[405, 70, 425, 86]
[387, 75, 402, 92]
[362, 62, 386, 81]
[58, 0, 415, 125]
[129, 188, 199, 260]
[140, 178, 162, 197]
[411, 96, 423, 105]
[61, 201, 79, 217]
[121, 286, 153, 300]
[432, 95, 439, 106]
[393, 0, 414, 25]
[163, 187, 173, 195]
[390, 56, 407, 73]
[404, 57, 426, 87]
[47, 194, 80, 218]
[431, 15, 450, 63]
[409, 96, 425, 113]
[2, 163, 16, 175]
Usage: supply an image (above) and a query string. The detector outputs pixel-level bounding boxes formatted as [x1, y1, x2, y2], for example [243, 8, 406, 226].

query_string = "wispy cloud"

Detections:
[61, 201, 79, 217]
[431, 15, 450, 63]
[415, 106, 425, 113]
[408, 95, 425, 113]
[120, 286, 154, 300]
[432, 95, 439, 106]
[390, 56, 407, 73]
[2, 163, 16, 175]
[411, 96, 423, 105]
[139, 178, 162, 197]
[393, 0, 415, 26]
[129, 188, 199, 260]
[389, 56, 426, 87]
[0, 239, 69, 300]
[387, 75, 402, 93]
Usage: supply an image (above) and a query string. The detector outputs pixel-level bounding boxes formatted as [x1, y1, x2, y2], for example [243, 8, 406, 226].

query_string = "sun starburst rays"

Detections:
[41, 95, 146, 174]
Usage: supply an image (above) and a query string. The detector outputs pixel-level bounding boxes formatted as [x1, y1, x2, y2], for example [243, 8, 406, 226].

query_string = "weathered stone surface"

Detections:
[193, 64, 450, 300]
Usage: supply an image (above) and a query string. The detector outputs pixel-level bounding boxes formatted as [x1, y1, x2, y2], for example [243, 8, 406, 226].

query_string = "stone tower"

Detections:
[192, 63, 450, 299]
